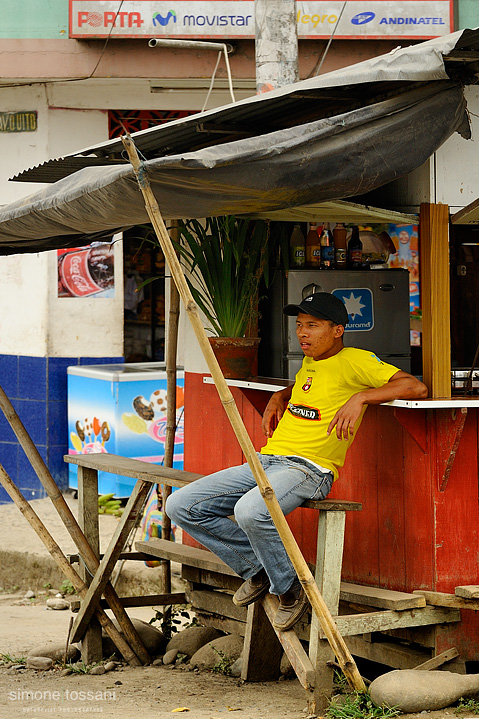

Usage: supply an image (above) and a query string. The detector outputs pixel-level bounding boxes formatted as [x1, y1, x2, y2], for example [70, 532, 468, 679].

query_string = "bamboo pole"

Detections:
[0, 462, 142, 666]
[158, 221, 181, 592]
[0, 385, 149, 666]
[122, 134, 366, 693]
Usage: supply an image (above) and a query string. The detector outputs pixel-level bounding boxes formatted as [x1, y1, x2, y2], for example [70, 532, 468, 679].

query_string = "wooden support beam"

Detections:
[413, 648, 459, 670]
[420, 202, 451, 397]
[71, 479, 151, 644]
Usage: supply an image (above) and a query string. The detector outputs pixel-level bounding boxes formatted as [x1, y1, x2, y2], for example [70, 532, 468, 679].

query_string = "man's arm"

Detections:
[328, 371, 428, 441]
[262, 385, 294, 438]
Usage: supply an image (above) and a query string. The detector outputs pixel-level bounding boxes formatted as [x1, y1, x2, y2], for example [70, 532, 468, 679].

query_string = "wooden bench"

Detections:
[65, 452, 461, 713]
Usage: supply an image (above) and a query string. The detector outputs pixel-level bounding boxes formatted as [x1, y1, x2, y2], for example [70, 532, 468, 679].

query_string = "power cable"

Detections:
[308, 1, 348, 78]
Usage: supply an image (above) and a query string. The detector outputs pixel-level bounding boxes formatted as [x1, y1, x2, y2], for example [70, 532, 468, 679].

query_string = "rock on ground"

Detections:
[26, 656, 54, 670]
[165, 626, 223, 659]
[102, 617, 166, 659]
[28, 644, 79, 662]
[189, 634, 244, 671]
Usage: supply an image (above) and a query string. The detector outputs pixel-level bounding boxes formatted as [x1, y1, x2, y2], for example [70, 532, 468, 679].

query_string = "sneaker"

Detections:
[272, 586, 310, 631]
[232, 569, 270, 607]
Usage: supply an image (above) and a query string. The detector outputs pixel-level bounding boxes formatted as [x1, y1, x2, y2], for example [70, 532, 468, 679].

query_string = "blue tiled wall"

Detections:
[0, 354, 123, 504]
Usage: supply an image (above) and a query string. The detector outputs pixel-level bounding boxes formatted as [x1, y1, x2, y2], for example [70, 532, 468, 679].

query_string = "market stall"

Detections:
[0, 26, 478, 698]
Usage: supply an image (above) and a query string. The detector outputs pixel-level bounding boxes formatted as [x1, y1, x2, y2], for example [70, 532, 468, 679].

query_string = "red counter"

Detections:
[183, 372, 479, 661]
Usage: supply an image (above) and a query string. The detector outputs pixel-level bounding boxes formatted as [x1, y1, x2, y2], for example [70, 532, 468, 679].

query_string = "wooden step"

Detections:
[136, 538, 428, 611]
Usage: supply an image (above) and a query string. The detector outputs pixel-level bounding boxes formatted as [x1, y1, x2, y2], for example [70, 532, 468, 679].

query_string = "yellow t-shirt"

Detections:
[261, 347, 399, 479]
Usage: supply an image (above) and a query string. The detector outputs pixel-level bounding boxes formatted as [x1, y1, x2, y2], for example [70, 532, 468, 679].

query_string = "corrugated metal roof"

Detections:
[11, 29, 479, 184]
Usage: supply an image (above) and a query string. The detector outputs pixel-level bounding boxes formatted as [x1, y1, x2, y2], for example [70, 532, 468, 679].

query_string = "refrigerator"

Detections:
[67, 363, 184, 497]
[259, 269, 411, 379]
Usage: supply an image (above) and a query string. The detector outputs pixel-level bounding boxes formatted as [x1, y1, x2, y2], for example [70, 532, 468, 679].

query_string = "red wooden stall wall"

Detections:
[183, 372, 479, 660]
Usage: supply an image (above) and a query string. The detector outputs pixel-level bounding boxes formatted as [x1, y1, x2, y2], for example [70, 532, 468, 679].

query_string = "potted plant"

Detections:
[175, 215, 280, 378]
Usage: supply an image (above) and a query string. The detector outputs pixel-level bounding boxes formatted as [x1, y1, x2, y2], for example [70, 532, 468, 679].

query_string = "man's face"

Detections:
[295, 312, 344, 361]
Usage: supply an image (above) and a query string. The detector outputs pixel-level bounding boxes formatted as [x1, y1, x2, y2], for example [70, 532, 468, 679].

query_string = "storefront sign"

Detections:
[0, 112, 37, 133]
[69, 1, 453, 40]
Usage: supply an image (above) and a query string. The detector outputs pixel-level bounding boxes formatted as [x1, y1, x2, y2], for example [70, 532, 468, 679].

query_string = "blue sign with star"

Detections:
[332, 288, 374, 332]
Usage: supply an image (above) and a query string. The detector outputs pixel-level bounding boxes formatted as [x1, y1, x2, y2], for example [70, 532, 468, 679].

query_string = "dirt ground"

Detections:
[0, 597, 476, 719]
[0, 497, 477, 719]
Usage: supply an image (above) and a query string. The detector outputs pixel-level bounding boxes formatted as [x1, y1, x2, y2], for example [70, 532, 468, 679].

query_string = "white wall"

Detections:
[434, 86, 479, 212]
[0, 85, 122, 358]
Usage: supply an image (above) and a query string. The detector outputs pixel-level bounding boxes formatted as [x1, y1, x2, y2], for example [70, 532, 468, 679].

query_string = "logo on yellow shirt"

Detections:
[287, 402, 321, 421]
[302, 376, 313, 392]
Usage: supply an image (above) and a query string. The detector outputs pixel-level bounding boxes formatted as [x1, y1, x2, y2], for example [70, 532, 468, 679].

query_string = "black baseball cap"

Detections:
[283, 292, 349, 326]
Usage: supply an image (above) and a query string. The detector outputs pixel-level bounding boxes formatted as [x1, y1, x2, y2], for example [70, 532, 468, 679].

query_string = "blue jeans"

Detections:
[165, 454, 333, 596]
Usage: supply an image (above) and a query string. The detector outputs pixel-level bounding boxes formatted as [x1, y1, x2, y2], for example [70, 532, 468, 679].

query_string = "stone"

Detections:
[102, 617, 166, 659]
[89, 665, 106, 675]
[165, 626, 223, 659]
[60, 668, 73, 677]
[162, 649, 178, 665]
[370, 670, 479, 713]
[24, 590, 35, 599]
[229, 657, 242, 678]
[26, 656, 54, 671]
[103, 661, 117, 672]
[189, 634, 244, 671]
[46, 598, 69, 610]
[28, 644, 80, 662]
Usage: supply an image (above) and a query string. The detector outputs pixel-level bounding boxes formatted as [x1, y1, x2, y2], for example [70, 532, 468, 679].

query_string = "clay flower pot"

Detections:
[209, 337, 261, 379]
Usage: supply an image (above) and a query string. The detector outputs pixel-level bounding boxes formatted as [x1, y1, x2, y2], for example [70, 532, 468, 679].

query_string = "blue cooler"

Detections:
[67, 363, 184, 496]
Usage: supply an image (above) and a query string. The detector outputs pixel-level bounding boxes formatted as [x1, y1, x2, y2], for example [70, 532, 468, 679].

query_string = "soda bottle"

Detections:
[348, 225, 362, 269]
[320, 222, 334, 269]
[333, 223, 347, 268]
[306, 223, 322, 268]
[289, 224, 306, 268]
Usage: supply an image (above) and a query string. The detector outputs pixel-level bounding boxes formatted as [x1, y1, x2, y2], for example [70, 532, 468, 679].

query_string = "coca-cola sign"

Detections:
[57, 244, 115, 298]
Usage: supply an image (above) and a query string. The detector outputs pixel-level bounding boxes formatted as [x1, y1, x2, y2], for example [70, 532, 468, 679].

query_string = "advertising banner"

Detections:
[69, 1, 453, 40]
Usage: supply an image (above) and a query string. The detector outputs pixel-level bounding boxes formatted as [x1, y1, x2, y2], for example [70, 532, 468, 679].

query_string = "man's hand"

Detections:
[328, 370, 428, 440]
[262, 386, 293, 438]
[328, 395, 364, 440]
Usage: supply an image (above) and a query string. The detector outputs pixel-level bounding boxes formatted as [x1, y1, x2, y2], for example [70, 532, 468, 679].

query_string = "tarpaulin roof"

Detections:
[0, 28, 478, 255]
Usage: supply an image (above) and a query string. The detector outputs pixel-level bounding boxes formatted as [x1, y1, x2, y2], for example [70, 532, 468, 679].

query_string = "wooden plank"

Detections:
[455, 585, 479, 599]
[182, 566, 242, 592]
[66, 453, 360, 511]
[309, 511, 345, 712]
[346, 635, 432, 670]
[186, 587, 247, 623]
[413, 648, 459, 670]
[71, 479, 152, 644]
[65, 453, 203, 486]
[303, 499, 362, 512]
[136, 539, 239, 577]
[196, 613, 247, 637]
[420, 202, 451, 397]
[318, 607, 461, 639]
[68, 551, 161, 564]
[261, 594, 316, 690]
[70, 593, 187, 612]
[77, 466, 103, 664]
[241, 601, 282, 681]
[414, 590, 479, 611]
[340, 583, 426, 610]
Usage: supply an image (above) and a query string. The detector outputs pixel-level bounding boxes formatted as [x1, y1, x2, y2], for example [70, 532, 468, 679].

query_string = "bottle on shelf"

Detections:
[333, 223, 347, 268]
[348, 225, 363, 269]
[289, 224, 306, 268]
[320, 222, 334, 269]
[306, 223, 322, 268]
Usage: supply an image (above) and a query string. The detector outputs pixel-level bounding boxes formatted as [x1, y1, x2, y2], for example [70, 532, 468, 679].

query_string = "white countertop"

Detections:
[203, 376, 479, 408]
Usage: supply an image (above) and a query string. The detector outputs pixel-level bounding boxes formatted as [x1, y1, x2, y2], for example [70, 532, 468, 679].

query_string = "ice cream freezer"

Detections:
[67, 363, 184, 497]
